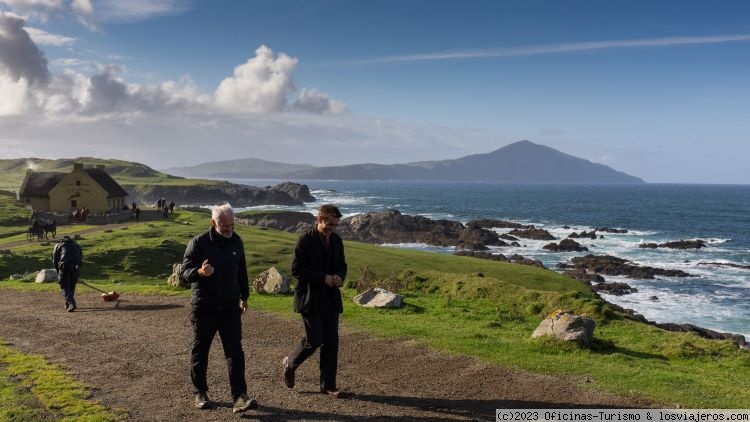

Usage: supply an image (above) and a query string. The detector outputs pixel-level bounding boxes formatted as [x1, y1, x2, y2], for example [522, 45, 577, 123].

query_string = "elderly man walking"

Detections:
[180, 203, 257, 413]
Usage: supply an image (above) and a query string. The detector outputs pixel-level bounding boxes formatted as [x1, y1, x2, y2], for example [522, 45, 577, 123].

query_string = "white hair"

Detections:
[211, 203, 234, 221]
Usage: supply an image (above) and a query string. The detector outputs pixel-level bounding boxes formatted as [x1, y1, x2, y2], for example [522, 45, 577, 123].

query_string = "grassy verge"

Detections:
[0, 197, 748, 408]
[0, 341, 124, 421]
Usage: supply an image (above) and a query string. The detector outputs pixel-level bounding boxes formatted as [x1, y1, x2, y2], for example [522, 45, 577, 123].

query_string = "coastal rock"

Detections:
[655, 323, 747, 348]
[532, 310, 596, 346]
[508, 254, 545, 268]
[596, 227, 628, 233]
[252, 267, 291, 294]
[508, 228, 555, 241]
[35, 269, 57, 283]
[466, 219, 534, 230]
[353, 287, 403, 308]
[568, 230, 597, 240]
[238, 211, 315, 233]
[125, 182, 313, 207]
[543, 239, 588, 252]
[698, 262, 750, 270]
[564, 270, 605, 284]
[568, 254, 692, 279]
[337, 210, 504, 250]
[639, 240, 707, 249]
[592, 281, 637, 295]
[499, 233, 519, 241]
[272, 181, 316, 202]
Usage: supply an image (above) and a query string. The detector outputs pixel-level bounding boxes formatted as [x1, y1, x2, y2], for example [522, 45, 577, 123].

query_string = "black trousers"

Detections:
[57, 267, 79, 306]
[190, 305, 247, 399]
[288, 311, 340, 390]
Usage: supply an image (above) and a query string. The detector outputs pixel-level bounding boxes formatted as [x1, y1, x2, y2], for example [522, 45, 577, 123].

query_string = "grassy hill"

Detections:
[0, 194, 748, 408]
[0, 157, 222, 192]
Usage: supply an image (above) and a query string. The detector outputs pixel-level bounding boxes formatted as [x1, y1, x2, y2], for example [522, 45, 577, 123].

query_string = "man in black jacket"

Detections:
[283, 204, 347, 397]
[53, 235, 82, 312]
[181, 204, 257, 413]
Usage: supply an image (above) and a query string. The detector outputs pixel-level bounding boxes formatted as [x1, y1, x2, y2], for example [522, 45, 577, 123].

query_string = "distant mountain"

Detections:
[288, 140, 644, 183]
[163, 158, 314, 179]
[166, 141, 644, 183]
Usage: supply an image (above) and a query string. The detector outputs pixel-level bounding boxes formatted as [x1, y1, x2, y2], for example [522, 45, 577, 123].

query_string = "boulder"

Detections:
[568, 230, 597, 240]
[166, 263, 189, 288]
[35, 269, 57, 283]
[353, 287, 403, 308]
[532, 310, 596, 346]
[543, 238, 588, 252]
[508, 228, 555, 240]
[252, 267, 291, 294]
[568, 254, 692, 279]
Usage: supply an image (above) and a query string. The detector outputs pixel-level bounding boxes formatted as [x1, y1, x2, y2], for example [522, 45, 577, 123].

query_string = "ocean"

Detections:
[230, 179, 750, 339]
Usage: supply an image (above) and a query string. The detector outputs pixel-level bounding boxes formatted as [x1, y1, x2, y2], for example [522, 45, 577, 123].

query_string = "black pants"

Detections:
[288, 312, 339, 390]
[58, 267, 79, 307]
[190, 305, 247, 399]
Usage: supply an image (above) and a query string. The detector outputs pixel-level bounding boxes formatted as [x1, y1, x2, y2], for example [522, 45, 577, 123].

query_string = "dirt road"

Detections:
[0, 290, 653, 421]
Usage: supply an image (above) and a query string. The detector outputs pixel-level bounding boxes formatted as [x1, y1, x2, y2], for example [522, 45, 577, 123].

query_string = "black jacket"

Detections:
[292, 227, 347, 314]
[53, 238, 82, 271]
[181, 228, 249, 308]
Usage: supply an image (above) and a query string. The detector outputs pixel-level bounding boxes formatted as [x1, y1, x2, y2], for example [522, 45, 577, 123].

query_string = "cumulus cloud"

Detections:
[215, 45, 298, 114]
[25, 25, 74, 45]
[0, 13, 50, 84]
[293, 88, 347, 114]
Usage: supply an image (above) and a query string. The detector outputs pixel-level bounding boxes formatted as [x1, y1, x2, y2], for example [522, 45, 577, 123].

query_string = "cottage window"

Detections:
[75, 180, 81, 186]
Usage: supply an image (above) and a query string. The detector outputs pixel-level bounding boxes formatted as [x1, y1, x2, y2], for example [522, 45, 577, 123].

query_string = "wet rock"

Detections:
[568, 254, 692, 279]
[543, 238, 588, 252]
[508, 228, 555, 241]
[639, 240, 707, 249]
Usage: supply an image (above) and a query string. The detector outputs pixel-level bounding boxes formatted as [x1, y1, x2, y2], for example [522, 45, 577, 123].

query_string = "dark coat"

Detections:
[181, 228, 249, 308]
[291, 227, 347, 314]
[53, 238, 82, 271]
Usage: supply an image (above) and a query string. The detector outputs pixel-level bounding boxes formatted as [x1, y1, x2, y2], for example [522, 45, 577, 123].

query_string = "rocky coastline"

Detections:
[124, 181, 315, 207]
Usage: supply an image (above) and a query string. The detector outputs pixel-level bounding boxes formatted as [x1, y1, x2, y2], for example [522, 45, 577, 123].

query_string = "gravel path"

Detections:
[0, 289, 653, 421]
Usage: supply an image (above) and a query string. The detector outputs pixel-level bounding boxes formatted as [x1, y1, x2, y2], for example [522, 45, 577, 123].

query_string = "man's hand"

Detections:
[239, 300, 247, 314]
[197, 259, 214, 277]
[333, 275, 343, 287]
[324, 275, 335, 287]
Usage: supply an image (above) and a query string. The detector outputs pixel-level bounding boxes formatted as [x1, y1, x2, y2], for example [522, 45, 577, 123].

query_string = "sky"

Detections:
[1, 0, 749, 184]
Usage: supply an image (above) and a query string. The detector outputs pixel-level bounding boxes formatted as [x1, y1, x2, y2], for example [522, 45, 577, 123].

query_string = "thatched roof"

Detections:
[18, 172, 65, 198]
[18, 169, 128, 198]
[84, 168, 129, 197]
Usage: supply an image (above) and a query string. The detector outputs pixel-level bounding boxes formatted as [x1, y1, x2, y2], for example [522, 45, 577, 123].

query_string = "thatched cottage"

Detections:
[19, 163, 129, 214]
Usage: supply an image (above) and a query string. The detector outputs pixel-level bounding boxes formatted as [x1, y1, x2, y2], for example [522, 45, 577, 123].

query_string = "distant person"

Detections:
[71, 207, 80, 223]
[132, 202, 137, 217]
[169, 201, 175, 214]
[53, 235, 83, 312]
[80, 207, 89, 223]
[283, 204, 347, 397]
[180, 204, 257, 414]
[134, 206, 140, 221]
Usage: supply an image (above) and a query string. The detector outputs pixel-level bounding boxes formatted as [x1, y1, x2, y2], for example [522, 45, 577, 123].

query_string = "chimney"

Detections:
[96, 164, 105, 170]
[73, 163, 84, 172]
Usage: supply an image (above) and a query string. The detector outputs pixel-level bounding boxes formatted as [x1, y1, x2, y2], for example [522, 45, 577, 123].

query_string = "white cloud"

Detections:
[94, 0, 187, 22]
[25, 25, 74, 45]
[215, 45, 298, 114]
[0, 13, 50, 84]
[293, 88, 347, 114]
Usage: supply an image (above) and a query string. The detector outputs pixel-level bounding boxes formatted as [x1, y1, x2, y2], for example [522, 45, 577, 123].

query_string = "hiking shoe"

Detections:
[66, 304, 75, 312]
[232, 393, 258, 414]
[194, 392, 210, 409]
[282, 356, 295, 388]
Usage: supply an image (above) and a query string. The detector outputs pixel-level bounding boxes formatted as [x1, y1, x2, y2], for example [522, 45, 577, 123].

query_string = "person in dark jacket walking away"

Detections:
[53, 235, 82, 312]
[180, 203, 257, 413]
[282, 204, 347, 397]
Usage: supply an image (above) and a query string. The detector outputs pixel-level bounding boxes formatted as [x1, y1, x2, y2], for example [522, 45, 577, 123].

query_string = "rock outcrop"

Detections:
[466, 219, 533, 230]
[543, 239, 588, 252]
[563, 255, 692, 279]
[125, 182, 313, 207]
[592, 281, 637, 295]
[454, 250, 545, 268]
[252, 267, 291, 294]
[655, 323, 746, 347]
[353, 288, 403, 308]
[568, 230, 597, 240]
[271, 182, 316, 202]
[508, 228, 555, 241]
[531, 310, 596, 346]
[639, 240, 707, 249]
[337, 210, 504, 250]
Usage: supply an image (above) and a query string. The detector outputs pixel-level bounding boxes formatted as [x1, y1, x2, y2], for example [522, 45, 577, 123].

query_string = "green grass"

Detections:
[0, 195, 748, 408]
[0, 341, 124, 421]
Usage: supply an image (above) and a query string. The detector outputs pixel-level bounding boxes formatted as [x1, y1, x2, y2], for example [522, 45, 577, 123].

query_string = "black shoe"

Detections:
[320, 388, 343, 398]
[282, 356, 295, 388]
[194, 392, 210, 409]
[66, 304, 75, 312]
[232, 393, 257, 414]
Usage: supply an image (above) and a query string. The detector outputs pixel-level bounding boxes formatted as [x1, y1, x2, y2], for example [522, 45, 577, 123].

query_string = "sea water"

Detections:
[230, 180, 750, 338]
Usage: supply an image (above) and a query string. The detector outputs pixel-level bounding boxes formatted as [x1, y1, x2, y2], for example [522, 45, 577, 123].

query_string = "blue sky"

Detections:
[1, 0, 749, 183]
